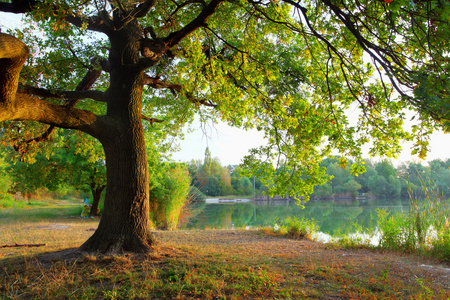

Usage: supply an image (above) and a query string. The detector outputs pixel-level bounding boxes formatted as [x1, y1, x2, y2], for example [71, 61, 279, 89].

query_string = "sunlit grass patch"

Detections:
[0, 199, 84, 223]
[0, 218, 99, 259]
[265, 217, 319, 240]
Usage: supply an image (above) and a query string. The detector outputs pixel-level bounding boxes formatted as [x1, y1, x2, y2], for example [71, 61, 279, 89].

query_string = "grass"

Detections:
[1, 199, 450, 299]
[0, 197, 84, 223]
[1, 229, 449, 299]
[374, 181, 450, 261]
[261, 217, 319, 240]
[0, 198, 97, 258]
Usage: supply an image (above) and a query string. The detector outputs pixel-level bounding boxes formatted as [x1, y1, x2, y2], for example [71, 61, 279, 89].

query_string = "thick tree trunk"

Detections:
[80, 126, 154, 253]
[80, 21, 156, 254]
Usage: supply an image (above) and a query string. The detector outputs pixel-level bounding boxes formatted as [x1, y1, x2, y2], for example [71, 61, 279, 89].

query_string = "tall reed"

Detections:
[377, 177, 450, 260]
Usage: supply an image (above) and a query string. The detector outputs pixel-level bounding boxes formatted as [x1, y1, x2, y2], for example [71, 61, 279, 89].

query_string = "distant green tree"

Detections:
[368, 175, 388, 198]
[203, 177, 222, 197]
[6, 152, 68, 199]
[313, 183, 333, 198]
[429, 159, 450, 196]
[343, 180, 362, 197]
[385, 175, 401, 199]
[6, 133, 106, 216]
[368, 160, 401, 199]
[334, 185, 346, 196]
[399, 162, 430, 198]
[195, 148, 232, 196]
[375, 160, 397, 180]
[435, 170, 450, 196]
[62, 134, 106, 216]
[354, 161, 378, 193]
[239, 177, 253, 196]
[186, 159, 203, 189]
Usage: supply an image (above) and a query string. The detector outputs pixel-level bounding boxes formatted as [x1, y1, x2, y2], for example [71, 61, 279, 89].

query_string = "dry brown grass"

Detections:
[0, 218, 99, 258]
[1, 222, 450, 299]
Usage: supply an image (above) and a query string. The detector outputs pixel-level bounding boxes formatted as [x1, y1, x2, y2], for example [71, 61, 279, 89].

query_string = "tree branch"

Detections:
[65, 13, 111, 34]
[143, 75, 217, 107]
[135, 0, 224, 71]
[166, 0, 207, 22]
[9, 45, 108, 157]
[142, 115, 163, 127]
[0, 243, 46, 248]
[136, 39, 168, 70]
[13, 125, 57, 161]
[143, 75, 182, 93]
[17, 85, 107, 103]
[0, 0, 36, 14]
[0, 93, 98, 129]
[186, 92, 217, 107]
[164, 0, 225, 48]
[0, 1, 109, 34]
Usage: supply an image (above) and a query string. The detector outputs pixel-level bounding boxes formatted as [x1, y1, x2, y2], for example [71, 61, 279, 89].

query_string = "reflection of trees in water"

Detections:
[184, 199, 409, 234]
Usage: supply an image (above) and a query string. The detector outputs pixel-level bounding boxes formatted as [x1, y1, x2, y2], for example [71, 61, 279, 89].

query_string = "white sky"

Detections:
[2, 13, 449, 167]
[170, 119, 450, 166]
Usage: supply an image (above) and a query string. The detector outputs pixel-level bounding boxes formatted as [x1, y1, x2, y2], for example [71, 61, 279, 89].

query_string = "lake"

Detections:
[180, 198, 410, 240]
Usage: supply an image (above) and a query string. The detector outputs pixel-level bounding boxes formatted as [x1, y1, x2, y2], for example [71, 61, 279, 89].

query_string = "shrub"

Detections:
[430, 230, 450, 262]
[150, 163, 191, 230]
[275, 217, 319, 240]
[376, 209, 418, 252]
[376, 179, 450, 260]
[0, 194, 16, 208]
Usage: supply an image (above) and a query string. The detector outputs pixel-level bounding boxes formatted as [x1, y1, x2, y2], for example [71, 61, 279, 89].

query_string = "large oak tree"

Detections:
[0, 0, 448, 253]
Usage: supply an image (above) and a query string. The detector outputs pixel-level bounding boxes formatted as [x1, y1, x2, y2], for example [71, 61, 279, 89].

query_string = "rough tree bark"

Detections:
[79, 21, 155, 253]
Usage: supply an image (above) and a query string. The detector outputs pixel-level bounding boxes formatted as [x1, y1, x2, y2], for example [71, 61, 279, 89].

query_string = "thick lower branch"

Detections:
[143, 75, 182, 92]
[1, 93, 98, 130]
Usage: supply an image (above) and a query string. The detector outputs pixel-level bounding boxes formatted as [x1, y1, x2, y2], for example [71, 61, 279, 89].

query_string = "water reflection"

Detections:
[181, 198, 410, 236]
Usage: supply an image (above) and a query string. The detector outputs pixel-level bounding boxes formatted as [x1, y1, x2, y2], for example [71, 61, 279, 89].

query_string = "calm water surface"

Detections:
[181, 198, 410, 237]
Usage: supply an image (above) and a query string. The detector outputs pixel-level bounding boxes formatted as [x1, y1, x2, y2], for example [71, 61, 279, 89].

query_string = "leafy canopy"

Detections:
[1, 0, 448, 200]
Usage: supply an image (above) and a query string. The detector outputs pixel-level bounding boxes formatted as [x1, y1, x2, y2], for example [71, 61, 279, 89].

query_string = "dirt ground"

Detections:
[155, 230, 450, 289]
[3, 228, 450, 299]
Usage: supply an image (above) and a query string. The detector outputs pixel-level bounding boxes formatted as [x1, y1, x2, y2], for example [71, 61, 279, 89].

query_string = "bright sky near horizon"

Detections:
[2, 13, 449, 167]
[170, 119, 450, 167]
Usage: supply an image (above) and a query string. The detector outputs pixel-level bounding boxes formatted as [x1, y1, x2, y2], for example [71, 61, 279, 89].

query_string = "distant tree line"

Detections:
[186, 148, 450, 200]
[2, 144, 449, 206]
[316, 157, 450, 199]
[186, 148, 266, 198]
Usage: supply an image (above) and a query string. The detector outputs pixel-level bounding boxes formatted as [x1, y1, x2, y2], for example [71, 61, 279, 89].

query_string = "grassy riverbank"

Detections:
[1, 197, 450, 299]
[1, 220, 450, 299]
